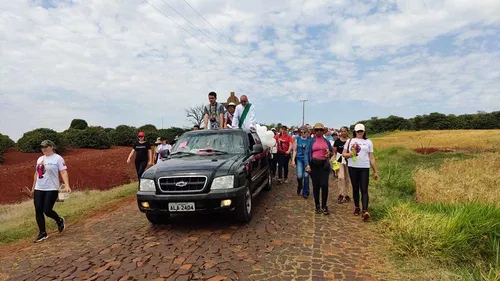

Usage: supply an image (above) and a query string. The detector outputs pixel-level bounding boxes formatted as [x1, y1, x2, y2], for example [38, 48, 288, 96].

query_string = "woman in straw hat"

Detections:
[304, 123, 334, 215]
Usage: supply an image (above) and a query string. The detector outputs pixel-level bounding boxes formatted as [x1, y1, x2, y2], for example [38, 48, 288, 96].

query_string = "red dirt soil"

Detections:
[0, 147, 137, 205]
[414, 147, 455, 154]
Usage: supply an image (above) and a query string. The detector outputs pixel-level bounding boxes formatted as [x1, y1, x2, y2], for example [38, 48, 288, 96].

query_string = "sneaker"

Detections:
[34, 232, 48, 243]
[57, 217, 65, 233]
[284, 179, 289, 184]
[337, 195, 344, 204]
[277, 178, 282, 184]
[362, 211, 370, 221]
[353, 207, 361, 216]
[322, 207, 330, 215]
[344, 195, 351, 202]
[303, 195, 308, 200]
[315, 206, 322, 214]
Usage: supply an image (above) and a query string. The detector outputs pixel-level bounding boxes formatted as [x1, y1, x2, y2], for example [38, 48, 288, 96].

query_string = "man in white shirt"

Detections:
[232, 95, 256, 130]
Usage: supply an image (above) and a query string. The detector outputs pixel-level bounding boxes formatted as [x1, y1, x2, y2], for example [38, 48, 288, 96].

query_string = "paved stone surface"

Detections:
[0, 170, 403, 281]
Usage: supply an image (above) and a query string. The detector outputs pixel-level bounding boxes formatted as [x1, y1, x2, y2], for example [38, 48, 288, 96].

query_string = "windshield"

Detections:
[171, 132, 245, 155]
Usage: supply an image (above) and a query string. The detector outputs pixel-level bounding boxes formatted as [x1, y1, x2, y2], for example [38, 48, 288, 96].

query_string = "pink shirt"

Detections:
[312, 138, 328, 160]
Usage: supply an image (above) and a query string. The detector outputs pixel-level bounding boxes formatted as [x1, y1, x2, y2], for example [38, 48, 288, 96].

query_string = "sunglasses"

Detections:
[241, 100, 248, 103]
[356, 130, 364, 133]
[138, 136, 145, 138]
[40, 146, 50, 148]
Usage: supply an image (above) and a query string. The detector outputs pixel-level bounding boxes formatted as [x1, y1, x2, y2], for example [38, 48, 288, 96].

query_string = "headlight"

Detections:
[139, 179, 156, 192]
[211, 175, 234, 190]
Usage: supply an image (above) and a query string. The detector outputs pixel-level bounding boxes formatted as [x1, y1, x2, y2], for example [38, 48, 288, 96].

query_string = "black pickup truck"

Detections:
[137, 128, 272, 224]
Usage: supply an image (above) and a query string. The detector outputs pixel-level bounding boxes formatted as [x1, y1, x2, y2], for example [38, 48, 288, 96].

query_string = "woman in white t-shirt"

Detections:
[342, 124, 379, 221]
[31, 140, 71, 243]
[155, 137, 172, 162]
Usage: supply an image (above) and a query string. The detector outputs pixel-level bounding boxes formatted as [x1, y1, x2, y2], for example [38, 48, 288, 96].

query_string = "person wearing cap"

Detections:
[155, 137, 171, 163]
[193, 124, 200, 131]
[304, 123, 334, 215]
[127, 132, 153, 180]
[204, 92, 226, 130]
[223, 102, 236, 128]
[31, 140, 71, 242]
[342, 123, 379, 221]
[291, 126, 312, 199]
[274, 125, 293, 184]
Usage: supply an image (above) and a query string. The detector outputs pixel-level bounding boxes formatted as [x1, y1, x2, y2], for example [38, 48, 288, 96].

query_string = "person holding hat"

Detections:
[304, 123, 334, 215]
[224, 102, 236, 128]
[127, 132, 153, 180]
[31, 140, 71, 242]
[343, 123, 379, 221]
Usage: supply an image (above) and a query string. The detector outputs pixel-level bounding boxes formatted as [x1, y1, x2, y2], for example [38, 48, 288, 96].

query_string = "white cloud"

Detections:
[1, 0, 499, 140]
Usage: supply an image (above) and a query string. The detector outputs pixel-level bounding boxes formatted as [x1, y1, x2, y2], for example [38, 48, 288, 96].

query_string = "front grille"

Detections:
[158, 176, 207, 192]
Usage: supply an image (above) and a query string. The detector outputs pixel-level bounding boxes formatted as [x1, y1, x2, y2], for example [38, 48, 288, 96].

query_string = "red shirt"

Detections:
[274, 134, 293, 154]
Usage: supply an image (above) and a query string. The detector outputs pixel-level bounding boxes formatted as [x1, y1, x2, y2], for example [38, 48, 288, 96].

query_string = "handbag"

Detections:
[43, 156, 69, 202]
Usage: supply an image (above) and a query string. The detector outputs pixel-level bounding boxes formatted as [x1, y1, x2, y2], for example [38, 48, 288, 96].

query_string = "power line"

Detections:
[179, 0, 298, 96]
[156, 0, 293, 96]
[144, 0, 291, 96]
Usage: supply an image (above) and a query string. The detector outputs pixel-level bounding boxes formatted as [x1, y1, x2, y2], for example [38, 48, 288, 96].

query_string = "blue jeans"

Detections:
[296, 157, 310, 196]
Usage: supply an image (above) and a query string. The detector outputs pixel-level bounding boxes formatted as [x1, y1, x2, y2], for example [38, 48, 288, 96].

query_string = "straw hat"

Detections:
[312, 123, 326, 130]
[155, 137, 161, 144]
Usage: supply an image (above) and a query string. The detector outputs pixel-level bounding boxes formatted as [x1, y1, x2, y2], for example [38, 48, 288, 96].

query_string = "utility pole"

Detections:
[300, 100, 308, 126]
[161, 117, 164, 129]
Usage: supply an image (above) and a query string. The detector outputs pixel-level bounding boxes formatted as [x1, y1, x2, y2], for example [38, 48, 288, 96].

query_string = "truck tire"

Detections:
[146, 213, 169, 224]
[235, 185, 252, 223]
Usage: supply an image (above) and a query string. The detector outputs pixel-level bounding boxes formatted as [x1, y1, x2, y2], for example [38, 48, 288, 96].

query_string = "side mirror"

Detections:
[160, 149, 170, 159]
[251, 144, 263, 155]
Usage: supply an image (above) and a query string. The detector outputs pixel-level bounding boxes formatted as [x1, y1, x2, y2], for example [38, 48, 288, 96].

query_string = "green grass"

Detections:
[370, 147, 499, 280]
[0, 183, 137, 244]
[369, 146, 471, 218]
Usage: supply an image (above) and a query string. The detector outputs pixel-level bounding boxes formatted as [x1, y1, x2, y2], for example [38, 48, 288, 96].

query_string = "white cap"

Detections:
[228, 102, 236, 106]
[354, 124, 365, 131]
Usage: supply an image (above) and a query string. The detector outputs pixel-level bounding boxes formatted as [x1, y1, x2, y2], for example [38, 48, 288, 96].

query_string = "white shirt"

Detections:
[35, 154, 67, 191]
[343, 138, 374, 168]
[232, 103, 256, 130]
[156, 144, 172, 161]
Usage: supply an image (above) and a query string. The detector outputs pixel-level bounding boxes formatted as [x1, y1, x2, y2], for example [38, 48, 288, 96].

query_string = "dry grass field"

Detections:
[414, 153, 500, 207]
[370, 130, 499, 280]
[372, 130, 500, 153]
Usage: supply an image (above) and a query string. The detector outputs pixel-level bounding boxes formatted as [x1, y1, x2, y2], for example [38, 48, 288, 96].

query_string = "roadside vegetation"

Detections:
[370, 131, 500, 281]
[0, 183, 137, 244]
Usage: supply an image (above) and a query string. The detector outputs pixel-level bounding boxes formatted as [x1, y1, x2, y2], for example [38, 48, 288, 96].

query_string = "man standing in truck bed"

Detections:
[232, 95, 256, 130]
[203, 92, 225, 130]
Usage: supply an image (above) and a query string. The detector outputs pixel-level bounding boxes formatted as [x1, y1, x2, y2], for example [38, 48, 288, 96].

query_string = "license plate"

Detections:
[168, 202, 195, 212]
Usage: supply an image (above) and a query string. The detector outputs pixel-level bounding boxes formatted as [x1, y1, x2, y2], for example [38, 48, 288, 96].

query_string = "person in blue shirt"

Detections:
[291, 127, 312, 199]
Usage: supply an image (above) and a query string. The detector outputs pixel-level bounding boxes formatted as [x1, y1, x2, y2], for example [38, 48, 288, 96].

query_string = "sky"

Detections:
[1, 0, 500, 140]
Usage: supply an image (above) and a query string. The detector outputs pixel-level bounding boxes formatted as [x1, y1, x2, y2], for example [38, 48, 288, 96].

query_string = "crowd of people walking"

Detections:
[29, 91, 379, 243]
[270, 122, 379, 221]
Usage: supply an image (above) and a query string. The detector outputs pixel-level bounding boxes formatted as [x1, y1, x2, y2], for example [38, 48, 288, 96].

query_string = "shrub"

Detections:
[69, 119, 88, 130]
[110, 125, 137, 146]
[17, 128, 66, 153]
[0, 133, 15, 154]
[63, 126, 112, 149]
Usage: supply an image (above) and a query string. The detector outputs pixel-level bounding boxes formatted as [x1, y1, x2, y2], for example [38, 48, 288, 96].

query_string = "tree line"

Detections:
[0, 119, 190, 158]
[352, 111, 500, 134]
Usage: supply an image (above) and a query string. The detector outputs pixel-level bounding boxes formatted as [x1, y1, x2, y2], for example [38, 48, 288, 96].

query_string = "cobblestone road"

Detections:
[0, 171, 403, 281]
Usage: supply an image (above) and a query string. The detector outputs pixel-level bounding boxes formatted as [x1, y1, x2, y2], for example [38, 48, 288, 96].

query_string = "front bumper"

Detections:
[137, 186, 246, 214]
